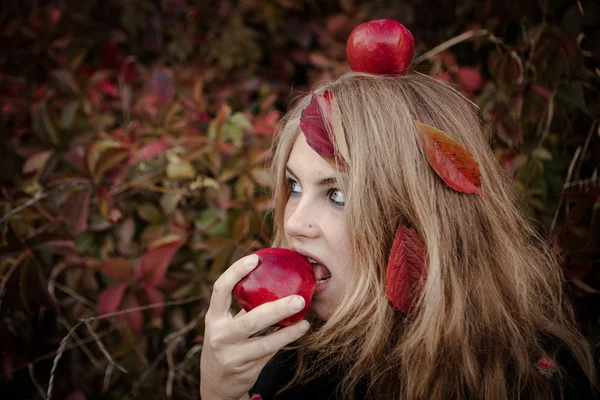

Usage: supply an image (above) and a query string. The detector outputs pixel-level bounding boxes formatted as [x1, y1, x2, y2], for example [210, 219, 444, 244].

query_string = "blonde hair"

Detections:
[269, 72, 596, 399]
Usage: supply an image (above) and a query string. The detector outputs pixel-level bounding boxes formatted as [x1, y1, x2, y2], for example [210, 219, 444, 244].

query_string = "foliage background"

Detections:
[0, 0, 598, 398]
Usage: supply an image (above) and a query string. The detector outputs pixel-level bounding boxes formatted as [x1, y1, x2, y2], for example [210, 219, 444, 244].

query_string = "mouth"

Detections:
[304, 256, 332, 288]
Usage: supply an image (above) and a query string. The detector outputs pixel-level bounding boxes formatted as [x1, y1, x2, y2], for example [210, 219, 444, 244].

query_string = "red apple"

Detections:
[346, 19, 414, 75]
[233, 248, 316, 327]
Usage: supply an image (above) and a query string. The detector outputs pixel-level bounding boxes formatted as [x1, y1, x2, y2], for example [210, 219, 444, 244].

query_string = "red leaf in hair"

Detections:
[415, 120, 483, 196]
[299, 90, 346, 168]
[385, 225, 427, 313]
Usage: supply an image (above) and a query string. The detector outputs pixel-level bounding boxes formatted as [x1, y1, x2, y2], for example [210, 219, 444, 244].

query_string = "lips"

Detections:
[294, 250, 332, 285]
[312, 264, 332, 282]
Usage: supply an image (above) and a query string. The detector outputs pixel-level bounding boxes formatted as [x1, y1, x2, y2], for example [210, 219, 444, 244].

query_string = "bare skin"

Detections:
[200, 254, 311, 400]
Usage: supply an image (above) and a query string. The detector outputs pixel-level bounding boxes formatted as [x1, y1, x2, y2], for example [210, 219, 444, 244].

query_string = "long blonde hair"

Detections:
[270, 72, 596, 399]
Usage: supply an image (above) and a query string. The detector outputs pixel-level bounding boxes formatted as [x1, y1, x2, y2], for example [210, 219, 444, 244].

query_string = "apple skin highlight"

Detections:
[346, 19, 415, 75]
[233, 248, 316, 327]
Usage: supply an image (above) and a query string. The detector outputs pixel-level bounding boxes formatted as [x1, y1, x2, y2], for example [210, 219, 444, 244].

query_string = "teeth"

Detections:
[306, 257, 318, 264]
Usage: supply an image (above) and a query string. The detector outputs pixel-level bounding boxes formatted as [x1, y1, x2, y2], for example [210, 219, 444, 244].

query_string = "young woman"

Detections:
[200, 33, 598, 400]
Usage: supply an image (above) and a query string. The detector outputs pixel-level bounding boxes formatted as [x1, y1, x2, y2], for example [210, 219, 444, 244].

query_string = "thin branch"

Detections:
[573, 121, 597, 182]
[10, 328, 115, 373]
[0, 251, 29, 309]
[47, 322, 80, 400]
[131, 347, 168, 397]
[414, 29, 491, 65]
[102, 363, 115, 393]
[54, 282, 98, 311]
[28, 363, 46, 399]
[0, 182, 91, 224]
[60, 318, 102, 370]
[85, 320, 128, 373]
[166, 339, 179, 399]
[550, 146, 582, 232]
[80, 294, 204, 323]
[164, 309, 206, 343]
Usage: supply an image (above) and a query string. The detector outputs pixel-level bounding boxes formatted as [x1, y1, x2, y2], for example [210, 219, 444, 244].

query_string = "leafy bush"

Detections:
[0, 1, 598, 398]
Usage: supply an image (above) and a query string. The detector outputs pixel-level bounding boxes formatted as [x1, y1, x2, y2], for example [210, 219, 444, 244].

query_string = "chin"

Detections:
[310, 301, 334, 321]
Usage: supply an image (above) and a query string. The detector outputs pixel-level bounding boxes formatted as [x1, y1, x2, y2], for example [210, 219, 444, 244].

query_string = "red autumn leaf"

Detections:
[299, 90, 346, 168]
[98, 282, 128, 315]
[99, 257, 135, 281]
[415, 120, 483, 196]
[385, 225, 427, 313]
[136, 237, 186, 287]
[96, 81, 118, 97]
[118, 293, 143, 335]
[563, 259, 597, 280]
[457, 67, 484, 92]
[136, 139, 171, 161]
[143, 285, 165, 316]
[63, 189, 91, 233]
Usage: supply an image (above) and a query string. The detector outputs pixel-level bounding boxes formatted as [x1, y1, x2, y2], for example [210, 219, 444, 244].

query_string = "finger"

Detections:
[232, 295, 306, 338]
[241, 320, 311, 361]
[208, 254, 259, 316]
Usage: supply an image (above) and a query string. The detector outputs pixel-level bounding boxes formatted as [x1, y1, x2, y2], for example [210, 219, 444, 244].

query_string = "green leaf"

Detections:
[75, 232, 94, 251]
[60, 100, 80, 129]
[50, 69, 80, 95]
[137, 203, 163, 223]
[31, 101, 60, 145]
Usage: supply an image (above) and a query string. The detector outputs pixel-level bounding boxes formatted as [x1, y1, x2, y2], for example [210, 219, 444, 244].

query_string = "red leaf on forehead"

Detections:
[386, 225, 427, 313]
[299, 90, 346, 168]
[415, 120, 483, 196]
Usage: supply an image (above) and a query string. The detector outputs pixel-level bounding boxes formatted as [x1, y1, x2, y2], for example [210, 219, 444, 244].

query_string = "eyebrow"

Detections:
[285, 166, 337, 186]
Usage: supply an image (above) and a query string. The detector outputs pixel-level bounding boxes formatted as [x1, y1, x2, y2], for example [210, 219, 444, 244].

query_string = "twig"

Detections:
[0, 182, 91, 224]
[54, 282, 98, 310]
[47, 322, 79, 400]
[131, 347, 168, 397]
[60, 318, 102, 370]
[175, 344, 203, 374]
[163, 309, 206, 343]
[10, 328, 115, 373]
[102, 363, 115, 393]
[0, 251, 29, 309]
[166, 339, 179, 399]
[573, 122, 597, 183]
[28, 363, 46, 399]
[117, 182, 197, 196]
[80, 294, 204, 323]
[550, 146, 582, 232]
[414, 29, 491, 65]
[85, 320, 128, 373]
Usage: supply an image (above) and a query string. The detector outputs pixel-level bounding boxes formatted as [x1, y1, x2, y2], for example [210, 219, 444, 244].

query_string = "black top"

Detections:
[250, 348, 598, 400]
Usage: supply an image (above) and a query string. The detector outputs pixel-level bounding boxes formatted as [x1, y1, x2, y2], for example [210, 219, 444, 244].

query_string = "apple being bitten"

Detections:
[346, 19, 415, 75]
[233, 248, 316, 327]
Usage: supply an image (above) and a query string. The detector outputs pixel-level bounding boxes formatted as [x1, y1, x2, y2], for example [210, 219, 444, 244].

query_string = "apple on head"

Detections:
[232, 248, 316, 327]
[346, 19, 415, 75]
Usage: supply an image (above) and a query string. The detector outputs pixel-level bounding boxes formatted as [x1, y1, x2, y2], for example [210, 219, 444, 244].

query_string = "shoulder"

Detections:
[250, 348, 361, 400]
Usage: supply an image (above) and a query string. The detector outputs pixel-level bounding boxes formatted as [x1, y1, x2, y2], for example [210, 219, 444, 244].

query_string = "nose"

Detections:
[284, 200, 319, 239]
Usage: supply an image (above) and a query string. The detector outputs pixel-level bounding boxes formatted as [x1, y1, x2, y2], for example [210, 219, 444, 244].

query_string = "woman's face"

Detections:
[283, 133, 352, 320]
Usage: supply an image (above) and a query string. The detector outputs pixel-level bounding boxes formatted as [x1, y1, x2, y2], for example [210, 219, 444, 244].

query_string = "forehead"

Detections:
[287, 133, 339, 180]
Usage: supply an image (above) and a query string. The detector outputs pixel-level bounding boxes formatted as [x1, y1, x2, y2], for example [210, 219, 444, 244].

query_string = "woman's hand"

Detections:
[200, 254, 311, 400]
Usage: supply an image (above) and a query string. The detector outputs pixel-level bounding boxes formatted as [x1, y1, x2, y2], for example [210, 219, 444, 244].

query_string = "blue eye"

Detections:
[287, 178, 301, 196]
[329, 189, 345, 207]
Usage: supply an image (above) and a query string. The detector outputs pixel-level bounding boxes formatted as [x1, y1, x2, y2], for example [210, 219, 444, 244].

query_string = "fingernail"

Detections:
[290, 296, 305, 311]
[244, 254, 258, 267]
[300, 320, 310, 331]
